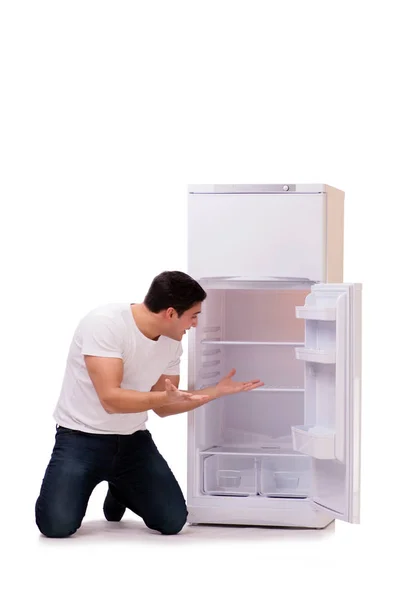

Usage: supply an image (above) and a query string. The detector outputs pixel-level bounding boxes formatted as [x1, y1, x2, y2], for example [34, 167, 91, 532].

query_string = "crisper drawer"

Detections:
[203, 455, 258, 496]
[260, 454, 311, 498]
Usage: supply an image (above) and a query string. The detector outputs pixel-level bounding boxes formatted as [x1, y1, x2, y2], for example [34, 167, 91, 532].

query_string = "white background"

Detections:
[1, 1, 399, 598]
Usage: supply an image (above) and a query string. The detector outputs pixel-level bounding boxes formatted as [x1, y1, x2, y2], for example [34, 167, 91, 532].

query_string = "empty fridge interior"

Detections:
[192, 281, 314, 498]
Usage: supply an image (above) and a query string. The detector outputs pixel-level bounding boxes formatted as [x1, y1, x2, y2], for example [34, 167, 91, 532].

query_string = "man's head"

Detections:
[144, 271, 207, 341]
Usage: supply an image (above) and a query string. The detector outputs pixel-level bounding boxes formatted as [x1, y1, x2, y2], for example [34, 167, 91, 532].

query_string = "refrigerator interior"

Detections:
[192, 279, 322, 499]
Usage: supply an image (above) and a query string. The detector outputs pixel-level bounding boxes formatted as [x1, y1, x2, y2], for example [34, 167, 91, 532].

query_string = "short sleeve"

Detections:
[163, 342, 183, 375]
[80, 315, 123, 359]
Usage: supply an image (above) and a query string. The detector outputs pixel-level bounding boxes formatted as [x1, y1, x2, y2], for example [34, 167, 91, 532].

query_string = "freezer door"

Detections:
[188, 192, 328, 281]
[293, 283, 362, 523]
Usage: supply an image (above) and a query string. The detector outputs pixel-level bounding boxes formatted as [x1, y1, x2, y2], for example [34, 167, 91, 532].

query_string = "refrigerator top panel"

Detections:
[188, 184, 331, 194]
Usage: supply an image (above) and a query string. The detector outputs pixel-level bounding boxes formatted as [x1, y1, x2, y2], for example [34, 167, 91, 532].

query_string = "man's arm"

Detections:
[84, 356, 208, 414]
[84, 356, 169, 413]
[152, 368, 264, 417]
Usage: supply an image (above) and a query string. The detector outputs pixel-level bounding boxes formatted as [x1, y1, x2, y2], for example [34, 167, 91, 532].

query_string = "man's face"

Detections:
[167, 302, 202, 341]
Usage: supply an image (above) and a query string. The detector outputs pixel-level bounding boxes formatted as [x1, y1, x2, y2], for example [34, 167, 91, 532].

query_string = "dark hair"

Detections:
[144, 271, 207, 317]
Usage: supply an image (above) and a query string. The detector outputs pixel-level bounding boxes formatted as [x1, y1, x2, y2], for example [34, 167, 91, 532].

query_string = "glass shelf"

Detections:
[199, 446, 304, 456]
[201, 340, 305, 346]
[198, 385, 305, 393]
[250, 387, 305, 393]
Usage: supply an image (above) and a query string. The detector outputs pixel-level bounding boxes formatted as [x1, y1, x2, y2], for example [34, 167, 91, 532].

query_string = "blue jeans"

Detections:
[35, 426, 187, 537]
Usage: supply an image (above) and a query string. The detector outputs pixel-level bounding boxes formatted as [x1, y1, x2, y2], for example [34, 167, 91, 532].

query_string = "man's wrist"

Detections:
[149, 390, 168, 408]
[212, 385, 222, 400]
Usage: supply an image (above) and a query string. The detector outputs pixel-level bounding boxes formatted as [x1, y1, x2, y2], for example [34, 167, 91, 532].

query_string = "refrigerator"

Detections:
[186, 184, 362, 528]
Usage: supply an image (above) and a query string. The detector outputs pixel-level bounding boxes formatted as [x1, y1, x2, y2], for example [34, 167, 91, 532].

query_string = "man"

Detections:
[35, 271, 263, 538]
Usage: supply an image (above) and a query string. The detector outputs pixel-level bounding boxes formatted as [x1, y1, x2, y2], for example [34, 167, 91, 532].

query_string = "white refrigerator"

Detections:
[186, 184, 361, 529]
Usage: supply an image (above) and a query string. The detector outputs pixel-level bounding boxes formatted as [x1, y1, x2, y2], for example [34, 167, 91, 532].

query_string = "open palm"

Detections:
[216, 368, 264, 396]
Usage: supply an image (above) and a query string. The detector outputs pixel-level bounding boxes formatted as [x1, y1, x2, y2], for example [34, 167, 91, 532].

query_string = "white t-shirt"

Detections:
[53, 303, 183, 435]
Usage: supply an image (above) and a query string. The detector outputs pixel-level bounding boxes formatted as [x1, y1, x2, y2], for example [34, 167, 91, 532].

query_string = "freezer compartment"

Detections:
[203, 455, 258, 496]
[291, 425, 335, 459]
[260, 454, 311, 497]
[188, 189, 344, 282]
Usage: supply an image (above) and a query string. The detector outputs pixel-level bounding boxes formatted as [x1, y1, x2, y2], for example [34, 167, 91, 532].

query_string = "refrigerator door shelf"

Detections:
[295, 347, 336, 364]
[296, 306, 336, 321]
[291, 425, 335, 459]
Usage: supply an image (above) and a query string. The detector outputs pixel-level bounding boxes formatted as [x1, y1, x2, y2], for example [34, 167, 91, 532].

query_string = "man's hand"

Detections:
[165, 378, 210, 404]
[215, 368, 264, 397]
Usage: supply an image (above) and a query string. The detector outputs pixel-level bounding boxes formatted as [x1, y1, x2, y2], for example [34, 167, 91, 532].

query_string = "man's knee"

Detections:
[35, 500, 80, 538]
[146, 504, 188, 535]
[160, 513, 187, 535]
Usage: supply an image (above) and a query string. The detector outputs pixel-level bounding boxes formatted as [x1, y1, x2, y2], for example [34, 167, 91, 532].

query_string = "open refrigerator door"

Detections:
[292, 283, 362, 522]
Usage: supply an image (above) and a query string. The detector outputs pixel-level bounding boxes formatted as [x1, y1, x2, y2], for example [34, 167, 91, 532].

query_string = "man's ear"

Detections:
[165, 307, 176, 319]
